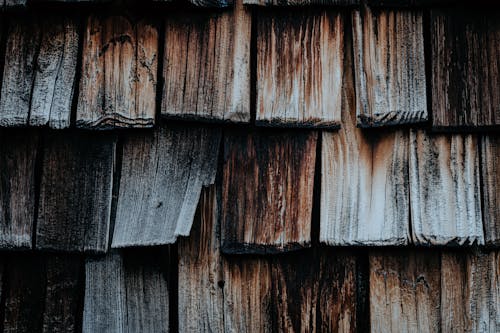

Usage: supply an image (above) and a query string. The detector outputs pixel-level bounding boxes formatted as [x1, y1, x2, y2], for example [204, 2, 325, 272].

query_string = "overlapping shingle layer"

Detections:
[0, 0, 498, 332]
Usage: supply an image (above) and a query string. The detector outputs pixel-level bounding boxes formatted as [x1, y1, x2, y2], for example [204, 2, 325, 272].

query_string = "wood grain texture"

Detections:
[481, 136, 500, 246]
[431, 9, 500, 130]
[178, 185, 224, 333]
[221, 130, 317, 254]
[0, 16, 40, 127]
[36, 131, 115, 253]
[41, 255, 83, 333]
[369, 250, 441, 333]
[244, 0, 358, 5]
[112, 124, 221, 248]
[3, 254, 83, 333]
[271, 250, 359, 333]
[441, 250, 499, 332]
[2, 254, 46, 333]
[29, 17, 79, 128]
[321, 28, 410, 246]
[77, 15, 158, 129]
[223, 257, 273, 333]
[0, 16, 79, 128]
[162, 1, 250, 123]
[409, 130, 484, 246]
[83, 250, 170, 333]
[256, 10, 343, 128]
[0, 130, 38, 249]
[352, 7, 427, 127]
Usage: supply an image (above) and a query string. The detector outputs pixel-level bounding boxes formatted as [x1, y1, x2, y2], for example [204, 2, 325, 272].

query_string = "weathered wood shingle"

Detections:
[352, 7, 427, 127]
[409, 130, 484, 246]
[321, 30, 410, 246]
[36, 131, 115, 253]
[112, 124, 221, 248]
[178, 185, 224, 333]
[223, 257, 272, 333]
[0, 130, 38, 249]
[162, 2, 251, 123]
[481, 136, 500, 246]
[2, 254, 84, 333]
[83, 250, 170, 333]
[369, 250, 441, 333]
[256, 10, 343, 128]
[0, 16, 79, 128]
[271, 250, 359, 333]
[221, 130, 317, 254]
[77, 15, 158, 129]
[441, 250, 499, 332]
[431, 9, 500, 130]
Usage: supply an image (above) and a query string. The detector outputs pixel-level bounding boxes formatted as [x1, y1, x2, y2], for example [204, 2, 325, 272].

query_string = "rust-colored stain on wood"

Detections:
[222, 130, 317, 253]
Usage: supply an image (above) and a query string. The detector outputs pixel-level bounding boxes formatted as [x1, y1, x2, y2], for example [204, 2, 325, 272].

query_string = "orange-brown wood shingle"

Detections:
[77, 15, 158, 129]
[222, 130, 317, 254]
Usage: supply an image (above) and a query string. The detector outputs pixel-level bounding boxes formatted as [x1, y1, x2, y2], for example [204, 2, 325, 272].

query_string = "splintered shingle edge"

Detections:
[111, 125, 221, 248]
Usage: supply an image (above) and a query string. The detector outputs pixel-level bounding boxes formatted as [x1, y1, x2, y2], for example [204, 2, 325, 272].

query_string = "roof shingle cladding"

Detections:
[0, 0, 498, 332]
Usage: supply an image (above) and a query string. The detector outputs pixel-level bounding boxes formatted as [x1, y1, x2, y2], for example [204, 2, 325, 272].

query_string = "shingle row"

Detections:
[0, 5, 498, 130]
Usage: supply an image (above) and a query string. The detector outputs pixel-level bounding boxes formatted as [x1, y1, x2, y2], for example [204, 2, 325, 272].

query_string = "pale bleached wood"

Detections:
[352, 7, 427, 127]
[431, 9, 500, 130]
[409, 130, 484, 245]
[369, 250, 441, 333]
[0, 130, 38, 249]
[223, 257, 273, 333]
[221, 130, 317, 254]
[162, 0, 250, 123]
[441, 250, 499, 332]
[0, 16, 78, 128]
[77, 15, 158, 129]
[321, 28, 410, 246]
[112, 125, 221, 248]
[178, 185, 224, 333]
[29, 17, 79, 128]
[256, 11, 343, 128]
[481, 136, 500, 245]
[36, 132, 115, 253]
[83, 250, 169, 333]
